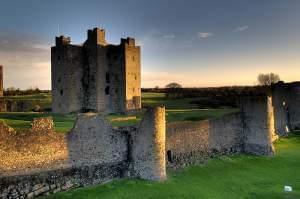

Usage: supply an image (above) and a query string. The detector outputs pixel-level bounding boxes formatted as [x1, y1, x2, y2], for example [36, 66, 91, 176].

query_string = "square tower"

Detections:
[0, 65, 3, 97]
[51, 28, 141, 114]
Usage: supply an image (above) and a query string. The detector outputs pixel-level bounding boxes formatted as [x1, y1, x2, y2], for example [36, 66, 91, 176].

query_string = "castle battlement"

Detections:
[55, 36, 71, 46]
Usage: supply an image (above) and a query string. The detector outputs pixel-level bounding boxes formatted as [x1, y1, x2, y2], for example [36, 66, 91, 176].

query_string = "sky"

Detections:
[0, 0, 299, 89]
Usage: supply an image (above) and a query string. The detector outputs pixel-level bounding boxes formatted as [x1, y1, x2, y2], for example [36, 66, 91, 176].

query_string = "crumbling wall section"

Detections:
[288, 83, 300, 130]
[131, 106, 166, 181]
[67, 113, 128, 166]
[272, 83, 290, 136]
[0, 65, 3, 97]
[241, 96, 275, 156]
[166, 112, 243, 168]
[0, 162, 127, 199]
[0, 115, 130, 198]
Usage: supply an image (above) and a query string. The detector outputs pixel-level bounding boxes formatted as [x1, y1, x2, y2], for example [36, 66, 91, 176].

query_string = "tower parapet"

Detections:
[55, 36, 71, 46]
[0, 65, 3, 97]
[121, 37, 135, 46]
[87, 28, 106, 46]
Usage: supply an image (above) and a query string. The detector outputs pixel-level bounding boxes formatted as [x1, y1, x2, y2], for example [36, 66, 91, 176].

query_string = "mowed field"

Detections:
[43, 132, 300, 199]
[0, 92, 238, 131]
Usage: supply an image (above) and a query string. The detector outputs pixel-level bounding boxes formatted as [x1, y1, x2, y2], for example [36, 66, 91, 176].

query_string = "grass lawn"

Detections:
[0, 112, 76, 133]
[142, 92, 201, 109]
[43, 132, 300, 199]
[0, 92, 238, 130]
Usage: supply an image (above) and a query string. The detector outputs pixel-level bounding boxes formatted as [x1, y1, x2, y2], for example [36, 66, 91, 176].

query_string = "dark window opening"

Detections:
[106, 72, 110, 83]
[57, 56, 61, 61]
[58, 77, 61, 83]
[60, 89, 63, 96]
[132, 56, 135, 61]
[105, 86, 110, 95]
[167, 150, 172, 163]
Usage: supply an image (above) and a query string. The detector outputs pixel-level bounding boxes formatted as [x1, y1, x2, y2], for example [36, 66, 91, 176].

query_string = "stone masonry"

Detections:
[1, 91, 299, 198]
[0, 65, 3, 97]
[51, 28, 141, 114]
[0, 65, 5, 112]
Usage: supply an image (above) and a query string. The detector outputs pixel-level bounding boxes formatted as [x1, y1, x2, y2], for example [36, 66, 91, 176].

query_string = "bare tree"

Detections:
[165, 82, 182, 88]
[257, 73, 280, 86]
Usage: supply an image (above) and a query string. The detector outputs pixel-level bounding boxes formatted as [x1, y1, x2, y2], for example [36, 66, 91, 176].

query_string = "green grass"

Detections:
[4, 93, 51, 100]
[142, 92, 201, 109]
[0, 92, 238, 130]
[166, 109, 238, 122]
[43, 132, 300, 199]
[0, 112, 75, 133]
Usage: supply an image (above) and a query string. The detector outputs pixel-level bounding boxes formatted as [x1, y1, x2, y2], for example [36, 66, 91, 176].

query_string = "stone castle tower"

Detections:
[0, 65, 3, 97]
[0, 65, 6, 112]
[51, 28, 141, 113]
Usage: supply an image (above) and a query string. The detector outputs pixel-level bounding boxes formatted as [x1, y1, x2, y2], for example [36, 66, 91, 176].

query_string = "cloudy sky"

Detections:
[0, 0, 300, 89]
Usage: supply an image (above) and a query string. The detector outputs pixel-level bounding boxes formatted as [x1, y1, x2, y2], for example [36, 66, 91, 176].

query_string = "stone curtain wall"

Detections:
[131, 106, 166, 181]
[272, 82, 300, 133]
[0, 95, 284, 198]
[0, 163, 127, 199]
[0, 65, 3, 97]
[0, 120, 67, 176]
[166, 113, 243, 168]
[166, 96, 277, 168]
[241, 96, 275, 156]
[288, 83, 300, 129]
[0, 109, 166, 198]
[67, 113, 128, 167]
[0, 116, 130, 198]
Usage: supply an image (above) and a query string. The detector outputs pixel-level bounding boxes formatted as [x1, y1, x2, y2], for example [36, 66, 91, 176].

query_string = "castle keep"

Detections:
[0, 65, 3, 97]
[0, 65, 5, 112]
[51, 28, 141, 113]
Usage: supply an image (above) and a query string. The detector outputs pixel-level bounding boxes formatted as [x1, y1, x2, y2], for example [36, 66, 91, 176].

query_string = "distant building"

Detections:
[51, 28, 141, 113]
[0, 65, 3, 97]
[0, 65, 6, 112]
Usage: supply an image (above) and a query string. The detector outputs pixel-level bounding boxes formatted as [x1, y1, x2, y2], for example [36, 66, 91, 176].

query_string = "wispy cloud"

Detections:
[233, 25, 249, 32]
[0, 32, 51, 89]
[197, 32, 213, 39]
[163, 34, 175, 39]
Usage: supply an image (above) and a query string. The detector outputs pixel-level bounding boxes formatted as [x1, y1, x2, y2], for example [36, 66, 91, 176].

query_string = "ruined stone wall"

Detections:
[124, 39, 141, 110]
[0, 163, 127, 199]
[0, 97, 280, 197]
[0, 98, 5, 112]
[0, 115, 130, 198]
[272, 82, 300, 132]
[0, 65, 3, 97]
[272, 83, 290, 135]
[51, 42, 84, 113]
[0, 116, 128, 176]
[287, 83, 300, 130]
[241, 96, 275, 155]
[67, 113, 128, 166]
[0, 66, 5, 112]
[131, 106, 166, 181]
[166, 112, 243, 168]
